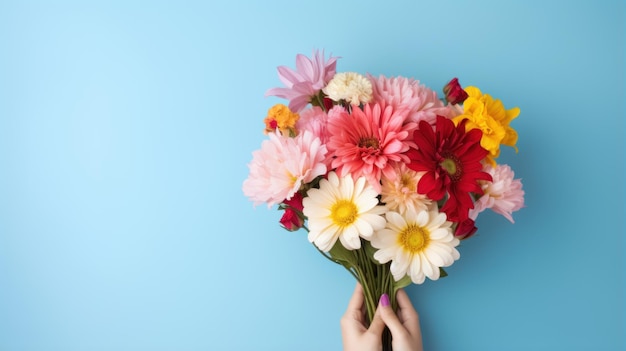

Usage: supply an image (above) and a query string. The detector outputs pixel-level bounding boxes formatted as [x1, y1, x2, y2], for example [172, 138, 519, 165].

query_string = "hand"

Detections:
[340, 283, 423, 351]
[379, 287, 423, 351]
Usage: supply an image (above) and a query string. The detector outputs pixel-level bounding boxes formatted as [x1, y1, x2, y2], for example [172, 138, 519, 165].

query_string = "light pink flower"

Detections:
[469, 164, 525, 223]
[266, 50, 339, 112]
[368, 74, 454, 125]
[326, 103, 416, 192]
[381, 162, 433, 214]
[296, 106, 331, 144]
[242, 130, 328, 207]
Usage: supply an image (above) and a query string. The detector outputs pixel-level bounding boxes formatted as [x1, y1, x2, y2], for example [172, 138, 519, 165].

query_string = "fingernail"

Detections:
[380, 293, 390, 307]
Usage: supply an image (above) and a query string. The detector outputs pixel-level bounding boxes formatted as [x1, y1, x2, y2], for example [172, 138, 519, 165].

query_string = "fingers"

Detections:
[396, 288, 421, 335]
[345, 283, 364, 316]
[365, 305, 387, 337]
[395, 288, 423, 347]
[341, 283, 367, 338]
[377, 293, 410, 340]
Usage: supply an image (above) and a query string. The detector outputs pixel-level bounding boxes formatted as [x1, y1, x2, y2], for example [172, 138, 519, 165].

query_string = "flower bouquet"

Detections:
[243, 50, 524, 350]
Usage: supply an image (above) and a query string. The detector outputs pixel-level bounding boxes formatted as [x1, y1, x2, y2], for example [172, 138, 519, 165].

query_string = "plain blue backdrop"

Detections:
[0, 1, 623, 350]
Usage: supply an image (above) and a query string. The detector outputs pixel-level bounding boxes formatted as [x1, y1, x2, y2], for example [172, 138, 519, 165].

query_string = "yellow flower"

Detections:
[264, 104, 300, 136]
[452, 86, 520, 165]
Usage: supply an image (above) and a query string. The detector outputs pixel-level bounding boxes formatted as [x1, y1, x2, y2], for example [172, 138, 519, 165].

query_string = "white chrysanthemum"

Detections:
[371, 208, 460, 284]
[323, 72, 373, 106]
[381, 162, 432, 214]
[303, 172, 387, 252]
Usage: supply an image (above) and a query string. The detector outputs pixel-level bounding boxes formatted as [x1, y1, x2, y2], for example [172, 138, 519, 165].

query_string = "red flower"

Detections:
[406, 116, 492, 222]
[279, 192, 305, 231]
[454, 218, 478, 240]
[443, 78, 468, 105]
[283, 192, 304, 211]
[279, 208, 304, 231]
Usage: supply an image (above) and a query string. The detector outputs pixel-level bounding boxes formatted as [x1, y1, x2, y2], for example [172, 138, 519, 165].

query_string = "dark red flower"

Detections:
[443, 78, 468, 105]
[323, 97, 335, 111]
[279, 192, 305, 231]
[454, 218, 478, 240]
[406, 115, 492, 222]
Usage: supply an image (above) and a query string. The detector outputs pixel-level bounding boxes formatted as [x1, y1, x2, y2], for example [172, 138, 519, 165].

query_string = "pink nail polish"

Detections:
[380, 293, 390, 307]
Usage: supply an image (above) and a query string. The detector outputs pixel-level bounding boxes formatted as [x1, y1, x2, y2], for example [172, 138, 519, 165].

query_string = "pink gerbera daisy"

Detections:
[469, 164, 525, 223]
[242, 130, 328, 207]
[265, 50, 339, 112]
[326, 103, 416, 192]
[368, 75, 454, 125]
[407, 115, 492, 222]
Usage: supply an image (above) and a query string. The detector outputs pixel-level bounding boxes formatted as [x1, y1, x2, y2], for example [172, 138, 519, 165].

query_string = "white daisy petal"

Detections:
[304, 172, 387, 251]
[363, 199, 460, 284]
[374, 247, 396, 263]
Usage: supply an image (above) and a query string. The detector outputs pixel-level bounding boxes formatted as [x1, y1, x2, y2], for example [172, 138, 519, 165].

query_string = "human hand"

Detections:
[340, 283, 423, 351]
[378, 287, 423, 351]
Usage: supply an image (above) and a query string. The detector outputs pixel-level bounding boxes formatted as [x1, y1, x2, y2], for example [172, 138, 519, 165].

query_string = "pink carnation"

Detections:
[243, 131, 328, 207]
[368, 74, 454, 125]
[266, 50, 339, 112]
[296, 106, 331, 144]
[469, 164, 525, 223]
[326, 103, 416, 192]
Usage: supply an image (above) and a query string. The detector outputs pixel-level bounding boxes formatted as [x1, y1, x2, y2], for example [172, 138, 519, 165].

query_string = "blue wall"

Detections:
[0, 1, 623, 350]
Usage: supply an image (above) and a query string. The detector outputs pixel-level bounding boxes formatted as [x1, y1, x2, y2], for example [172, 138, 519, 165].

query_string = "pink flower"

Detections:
[296, 106, 331, 144]
[368, 75, 453, 126]
[469, 164, 525, 223]
[326, 103, 416, 192]
[266, 50, 339, 112]
[380, 162, 432, 214]
[242, 130, 328, 207]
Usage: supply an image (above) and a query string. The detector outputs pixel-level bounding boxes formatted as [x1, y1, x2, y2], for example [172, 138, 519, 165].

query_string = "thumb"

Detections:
[377, 293, 410, 340]
[366, 305, 386, 338]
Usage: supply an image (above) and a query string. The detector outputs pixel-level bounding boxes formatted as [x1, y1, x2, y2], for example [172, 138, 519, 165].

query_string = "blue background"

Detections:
[0, 1, 623, 350]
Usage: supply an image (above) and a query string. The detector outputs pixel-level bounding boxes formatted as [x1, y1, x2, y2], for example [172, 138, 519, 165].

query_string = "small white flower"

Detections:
[323, 72, 373, 106]
[303, 172, 387, 252]
[371, 208, 460, 284]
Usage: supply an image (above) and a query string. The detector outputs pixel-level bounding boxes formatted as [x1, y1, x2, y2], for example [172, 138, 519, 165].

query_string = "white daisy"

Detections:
[323, 72, 373, 106]
[371, 208, 460, 284]
[303, 172, 387, 252]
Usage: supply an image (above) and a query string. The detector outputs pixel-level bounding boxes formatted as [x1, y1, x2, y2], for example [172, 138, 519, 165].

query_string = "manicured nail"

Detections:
[380, 293, 390, 307]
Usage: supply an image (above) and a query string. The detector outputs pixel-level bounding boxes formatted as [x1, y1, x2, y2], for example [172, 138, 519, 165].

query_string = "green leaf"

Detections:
[393, 275, 412, 290]
[362, 240, 379, 263]
[440, 267, 448, 278]
[328, 241, 358, 267]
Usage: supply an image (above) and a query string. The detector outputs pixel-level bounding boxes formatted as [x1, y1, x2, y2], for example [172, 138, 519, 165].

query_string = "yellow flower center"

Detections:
[331, 200, 358, 227]
[399, 224, 430, 253]
[401, 174, 415, 190]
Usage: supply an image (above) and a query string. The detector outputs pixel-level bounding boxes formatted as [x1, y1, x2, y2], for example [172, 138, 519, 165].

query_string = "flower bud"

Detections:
[280, 208, 305, 231]
[443, 78, 469, 105]
[454, 218, 478, 240]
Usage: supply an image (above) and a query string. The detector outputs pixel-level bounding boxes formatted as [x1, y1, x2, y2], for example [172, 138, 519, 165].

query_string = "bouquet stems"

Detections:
[317, 238, 408, 351]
